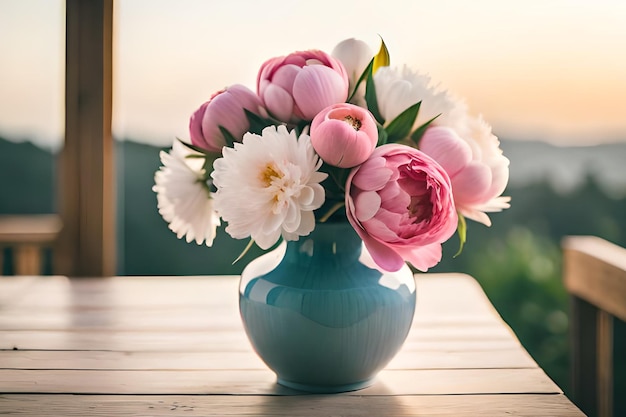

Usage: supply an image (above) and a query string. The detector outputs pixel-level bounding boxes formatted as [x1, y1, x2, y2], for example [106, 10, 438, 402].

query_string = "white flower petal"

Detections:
[374, 66, 467, 132]
[211, 126, 326, 247]
[153, 140, 220, 246]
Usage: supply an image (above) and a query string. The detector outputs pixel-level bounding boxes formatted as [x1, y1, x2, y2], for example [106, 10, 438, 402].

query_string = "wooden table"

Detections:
[0, 274, 583, 416]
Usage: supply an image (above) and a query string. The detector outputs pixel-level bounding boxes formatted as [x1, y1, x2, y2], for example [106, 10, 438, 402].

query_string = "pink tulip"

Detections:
[310, 103, 378, 168]
[257, 50, 349, 123]
[189, 84, 265, 153]
[419, 125, 511, 226]
[345, 144, 457, 272]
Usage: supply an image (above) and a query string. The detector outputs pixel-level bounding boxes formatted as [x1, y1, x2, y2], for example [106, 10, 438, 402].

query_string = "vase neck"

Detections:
[285, 222, 362, 264]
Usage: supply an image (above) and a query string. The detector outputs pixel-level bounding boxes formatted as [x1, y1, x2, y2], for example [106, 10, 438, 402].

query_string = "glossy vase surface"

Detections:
[239, 222, 416, 393]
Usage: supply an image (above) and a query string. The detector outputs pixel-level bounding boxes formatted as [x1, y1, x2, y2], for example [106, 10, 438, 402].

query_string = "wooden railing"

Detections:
[0, 215, 62, 275]
[563, 235, 626, 417]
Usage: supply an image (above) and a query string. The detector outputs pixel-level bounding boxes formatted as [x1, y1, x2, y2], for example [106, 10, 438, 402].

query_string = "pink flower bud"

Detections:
[310, 103, 378, 168]
[345, 144, 457, 272]
[257, 50, 349, 123]
[189, 84, 265, 153]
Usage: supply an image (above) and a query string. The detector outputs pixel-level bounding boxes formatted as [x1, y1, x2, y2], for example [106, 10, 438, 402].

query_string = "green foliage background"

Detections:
[1, 136, 625, 410]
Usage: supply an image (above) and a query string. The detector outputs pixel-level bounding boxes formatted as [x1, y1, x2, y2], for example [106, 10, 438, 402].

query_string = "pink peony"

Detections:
[419, 125, 511, 226]
[310, 103, 378, 168]
[345, 144, 458, 272]
[257, 50, 349, 123]
[189, 84, 265, 153]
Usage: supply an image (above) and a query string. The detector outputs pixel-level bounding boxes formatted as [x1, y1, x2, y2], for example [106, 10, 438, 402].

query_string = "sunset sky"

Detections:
[1, 0, 626, 150]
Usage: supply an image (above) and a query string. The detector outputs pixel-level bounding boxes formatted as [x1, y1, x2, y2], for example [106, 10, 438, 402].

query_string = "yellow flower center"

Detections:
[261, 162, 281, 186]
[344, 115, 362, 131]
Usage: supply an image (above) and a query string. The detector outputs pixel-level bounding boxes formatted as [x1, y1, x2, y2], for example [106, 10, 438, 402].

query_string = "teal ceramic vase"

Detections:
[239, 222, 416, 393]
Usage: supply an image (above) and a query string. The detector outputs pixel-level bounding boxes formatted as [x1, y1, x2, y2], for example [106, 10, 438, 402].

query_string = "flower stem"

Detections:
[232, 238, 256, 265]
[318, 201, 345, 223]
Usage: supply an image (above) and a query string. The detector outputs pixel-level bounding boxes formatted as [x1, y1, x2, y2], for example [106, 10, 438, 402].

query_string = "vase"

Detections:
[239, 222, 416, 393]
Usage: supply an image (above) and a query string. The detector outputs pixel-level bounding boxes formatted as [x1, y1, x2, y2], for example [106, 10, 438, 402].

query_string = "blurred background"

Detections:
[1, 0, 625, 404]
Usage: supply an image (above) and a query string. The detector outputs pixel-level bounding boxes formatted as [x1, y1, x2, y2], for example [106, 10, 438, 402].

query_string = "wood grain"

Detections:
[0, 368, 561, 395]
[0, 329, 523, 353]
[0, 347, 536, 371]
[0, 394, 584, 417]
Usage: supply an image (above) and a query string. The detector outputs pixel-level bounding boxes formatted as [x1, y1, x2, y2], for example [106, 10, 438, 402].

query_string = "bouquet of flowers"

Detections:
[154, 37, 510, 272]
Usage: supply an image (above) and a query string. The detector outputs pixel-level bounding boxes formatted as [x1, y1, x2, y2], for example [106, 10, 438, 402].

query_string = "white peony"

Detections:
[210, 125, 327, 249]
[153, 140, 220, 246]
[373, 65, 467, 132]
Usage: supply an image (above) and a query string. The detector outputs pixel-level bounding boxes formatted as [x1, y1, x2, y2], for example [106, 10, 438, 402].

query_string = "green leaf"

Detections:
[453, 212, 467, 258]
[372, 36, 390, 73]
[202, 153, 220, 175]
[347, 58, 374, 103]
[409, 114, 440, 147]
[376, 124, 388, 146]
[244, 109, 274, 135]
[295, 119, 310, 137]
[385, 101, 421, 143]
[365, 65, 385, 125]
[176, 137, 213, 155]
[218, 126, 238, 148]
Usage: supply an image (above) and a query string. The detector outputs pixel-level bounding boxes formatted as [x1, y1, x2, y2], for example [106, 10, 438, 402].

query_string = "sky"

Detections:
[1, 0, 626, 151]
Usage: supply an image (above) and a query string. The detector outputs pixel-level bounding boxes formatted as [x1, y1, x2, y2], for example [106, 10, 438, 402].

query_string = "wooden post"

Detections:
[597, 311, 613, 417]
[56, 0, 115, 277]
[570, 296, 599, 417]
[563, 236, 626, 417]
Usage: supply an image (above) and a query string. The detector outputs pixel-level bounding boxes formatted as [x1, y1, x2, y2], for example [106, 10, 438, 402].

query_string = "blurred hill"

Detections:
[501, 139, 626, 198]
[0, 137, 56, 213]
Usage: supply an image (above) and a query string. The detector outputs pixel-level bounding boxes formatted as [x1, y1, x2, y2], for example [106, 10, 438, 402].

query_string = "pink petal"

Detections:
[292, 66, 348, 120]
[352, 223, 405, 272]
[362, 236, 405, 272]
[380, 187, 409, 215]
[362, 215, 400, 241]
[351, 157, 392, 191]
[459, 206, 492, 227]
[262, 84, 294, 122]
[420, 127, 472, 178]
[189, 101, 209, 148]
[451, 162, 492, 205]
[310, 120, 353, 166]
[396, 243, 443, 272]
[271, 64, 300, 93]
[354, 191, 381, 222]
[346, 195, 405, 272]
[486, 157, 510, 198]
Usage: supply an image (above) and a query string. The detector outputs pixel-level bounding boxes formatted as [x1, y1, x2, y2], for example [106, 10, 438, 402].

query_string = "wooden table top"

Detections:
[0, 273, 583, 416]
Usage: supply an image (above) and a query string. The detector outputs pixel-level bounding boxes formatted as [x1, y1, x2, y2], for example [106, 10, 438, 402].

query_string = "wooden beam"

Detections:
[56, 0, 115, 277]
[563, 235, 626, 322]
